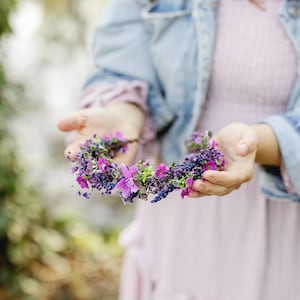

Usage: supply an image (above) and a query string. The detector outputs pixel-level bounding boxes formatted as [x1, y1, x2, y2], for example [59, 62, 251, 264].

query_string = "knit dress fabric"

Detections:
[118, 0, 300, 299]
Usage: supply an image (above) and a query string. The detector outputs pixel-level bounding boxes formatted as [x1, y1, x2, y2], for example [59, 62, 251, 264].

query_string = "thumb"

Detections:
[237, 129, 257, 157]
[57, 114, 86, 132]
[237, 143, 249, 156]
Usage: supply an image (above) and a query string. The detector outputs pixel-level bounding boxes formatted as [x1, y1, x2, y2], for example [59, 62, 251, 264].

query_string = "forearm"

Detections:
[252, 123, 281, 166]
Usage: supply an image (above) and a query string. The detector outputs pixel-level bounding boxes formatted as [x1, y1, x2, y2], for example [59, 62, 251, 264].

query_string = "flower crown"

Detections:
[68, 131, 225, 204]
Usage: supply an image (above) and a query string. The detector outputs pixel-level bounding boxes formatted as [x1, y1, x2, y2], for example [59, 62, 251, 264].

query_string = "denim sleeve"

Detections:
[84, 0, 175, 132]
[261, 108, 300, 202]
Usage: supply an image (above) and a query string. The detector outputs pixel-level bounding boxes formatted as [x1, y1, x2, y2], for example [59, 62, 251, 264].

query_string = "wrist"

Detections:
[251, 124, 281, 166]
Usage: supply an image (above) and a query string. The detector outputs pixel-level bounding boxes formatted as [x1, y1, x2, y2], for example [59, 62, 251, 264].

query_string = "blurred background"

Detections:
[0, 0, 135, 299]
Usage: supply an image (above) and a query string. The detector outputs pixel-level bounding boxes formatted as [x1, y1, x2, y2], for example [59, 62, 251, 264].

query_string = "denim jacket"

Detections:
[85, 0, 300, 202]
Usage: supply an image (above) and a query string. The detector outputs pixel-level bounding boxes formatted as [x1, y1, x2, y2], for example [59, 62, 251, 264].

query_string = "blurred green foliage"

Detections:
[0, 0, 17, 36]
[0, 1, 122, 299]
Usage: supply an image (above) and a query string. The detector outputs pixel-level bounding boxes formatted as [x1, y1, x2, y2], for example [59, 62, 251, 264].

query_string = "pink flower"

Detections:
[97, 157, 109, 171]
[186, 177, 194, 187]
[154, 163, 168, 178]
[115, 131, 126, 141]
[76, 176, 88, 189]
[115, 164, 138, 198]
[180, 177, 194, 198]
[204, 161, 217, 170]
[209, 139, 218, 147]
[103, 131, 126, 141]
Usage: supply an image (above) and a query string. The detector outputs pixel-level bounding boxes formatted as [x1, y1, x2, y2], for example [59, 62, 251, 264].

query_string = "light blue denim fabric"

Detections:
[85, 0, 300, 202]
[261, 0, 300, 201]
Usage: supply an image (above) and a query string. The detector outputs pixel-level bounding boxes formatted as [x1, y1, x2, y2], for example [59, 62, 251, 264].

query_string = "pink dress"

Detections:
[118, 1, 300, 300]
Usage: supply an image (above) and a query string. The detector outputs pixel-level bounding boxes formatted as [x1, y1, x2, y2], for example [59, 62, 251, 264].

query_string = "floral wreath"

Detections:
[68, 131, 225, 204]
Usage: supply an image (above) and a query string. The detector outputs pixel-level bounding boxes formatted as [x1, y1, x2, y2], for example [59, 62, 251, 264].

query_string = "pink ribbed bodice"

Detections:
[198, 0, 297, 133]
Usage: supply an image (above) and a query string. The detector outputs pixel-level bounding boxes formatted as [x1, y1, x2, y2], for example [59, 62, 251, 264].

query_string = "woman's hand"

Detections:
[57, 102, 145, 165]
[189, 122, 258, 197]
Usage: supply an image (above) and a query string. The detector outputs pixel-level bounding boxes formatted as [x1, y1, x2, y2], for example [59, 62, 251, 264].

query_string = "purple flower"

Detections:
[70, 130, 225, 204]
[76, 176, 88, 189]
[115, 131, 126, 141]
[102, 132, 113, 141]
[103, 131, 125, 141]
[115, 164, 138, 198]
[186, 177, 194, 187]
[154, 163, 168, 178]
[97, 157, 109, 171]
[194, 136, 202, 144]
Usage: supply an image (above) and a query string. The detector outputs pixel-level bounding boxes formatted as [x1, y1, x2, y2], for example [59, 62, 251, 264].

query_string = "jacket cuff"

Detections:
[280, 163, 296, 194]
[262, 113, 300, 197]
[79, 80, 149, 112]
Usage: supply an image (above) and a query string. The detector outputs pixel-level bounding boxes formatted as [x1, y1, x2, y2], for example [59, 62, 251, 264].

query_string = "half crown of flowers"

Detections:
[68, 131, 225, 204]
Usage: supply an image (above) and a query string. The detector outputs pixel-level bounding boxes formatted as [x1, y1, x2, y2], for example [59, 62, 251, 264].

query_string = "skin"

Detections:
[57, 102, 144, 165]
[57, 103, 281, 198]
[189, 122, 281, 197]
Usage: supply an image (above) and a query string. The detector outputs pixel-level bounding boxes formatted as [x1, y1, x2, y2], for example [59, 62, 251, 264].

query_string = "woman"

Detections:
[58, 0, 300, 299]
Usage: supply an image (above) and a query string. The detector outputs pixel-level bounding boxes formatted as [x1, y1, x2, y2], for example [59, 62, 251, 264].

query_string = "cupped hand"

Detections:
[189, 122, 258, 197]
[57, 103, 145, 165]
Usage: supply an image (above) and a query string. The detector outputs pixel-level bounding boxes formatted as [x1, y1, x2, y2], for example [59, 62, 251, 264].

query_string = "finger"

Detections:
[65, 144, 79, 160]
[57, 114, 87, 132]
[202, 168, 253, 187]
[65, 143, 81, 160]
[64, 134, 90, 160]
[188, 191, 207, 198]
[192, 179, 237, 196]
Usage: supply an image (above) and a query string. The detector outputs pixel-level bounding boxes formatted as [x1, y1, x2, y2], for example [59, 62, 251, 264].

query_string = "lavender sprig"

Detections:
[68, 131, 225, 203]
